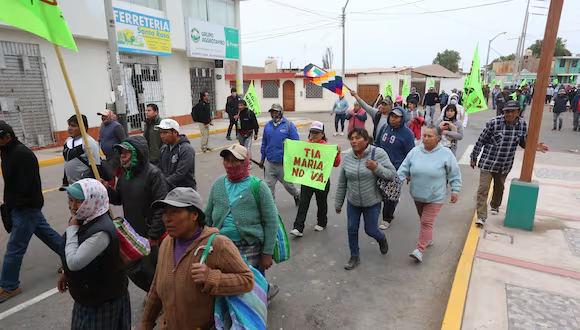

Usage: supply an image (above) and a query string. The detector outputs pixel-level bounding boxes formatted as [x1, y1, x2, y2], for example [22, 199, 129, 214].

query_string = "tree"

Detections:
[432, 50, 461, 72]
[487, 53, 516, 70]
[322, 46, 333, 70]
[529, 38, 571, 57]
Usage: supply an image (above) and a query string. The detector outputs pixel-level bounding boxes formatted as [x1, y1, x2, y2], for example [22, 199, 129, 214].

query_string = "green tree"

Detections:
[487, 53, 516, 70]
[529, 38, 571, 57]
[432, 50, 461, 72]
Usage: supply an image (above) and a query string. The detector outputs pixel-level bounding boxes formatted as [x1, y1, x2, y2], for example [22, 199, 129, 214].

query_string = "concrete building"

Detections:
[0, 0, 242, 147]
[225, 62, 465, 113]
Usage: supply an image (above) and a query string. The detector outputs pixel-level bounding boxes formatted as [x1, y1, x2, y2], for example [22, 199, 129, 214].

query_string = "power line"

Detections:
[245, 22, 337, 41]
[349, 0, 428, 14]
[253, 0, 338, 19]
[243, 18, 340, 38]
[245, 23, 340, 44]
[349, 0, 518, 16]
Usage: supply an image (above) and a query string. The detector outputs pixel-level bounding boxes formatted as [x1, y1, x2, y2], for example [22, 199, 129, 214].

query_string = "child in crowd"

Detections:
[405, 99, 420, 127]
[345, 102, 368, 133]
[408, 115, 424, 145]
[291, 121, 341, 237]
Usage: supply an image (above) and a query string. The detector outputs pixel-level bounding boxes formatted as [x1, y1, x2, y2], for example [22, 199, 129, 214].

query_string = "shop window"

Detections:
[263, 81, 279, 98]
[572, 59, 578, 68]
[119, 0, 162, 10]
[559, 60, 566, 68]
[305, 82, 323, 99]
[208, 0, 235, 27]
[183, 0, 208, 21]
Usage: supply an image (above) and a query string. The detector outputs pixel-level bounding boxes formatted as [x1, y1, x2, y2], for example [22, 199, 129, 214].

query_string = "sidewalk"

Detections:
[448, 149, 580, 329]
[29, 114, 313, 166]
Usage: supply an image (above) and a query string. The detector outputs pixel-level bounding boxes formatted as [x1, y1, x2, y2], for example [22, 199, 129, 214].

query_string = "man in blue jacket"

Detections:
[375, 106, 416, 229]
[259, 103, 300, 205]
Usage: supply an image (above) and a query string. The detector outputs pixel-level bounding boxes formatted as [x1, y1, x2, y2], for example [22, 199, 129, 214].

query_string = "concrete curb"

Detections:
[26, 121, 312, 171]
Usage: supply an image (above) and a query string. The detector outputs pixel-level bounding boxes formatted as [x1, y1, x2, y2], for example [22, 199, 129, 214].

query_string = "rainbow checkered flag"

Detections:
[303, 64, 347, 96]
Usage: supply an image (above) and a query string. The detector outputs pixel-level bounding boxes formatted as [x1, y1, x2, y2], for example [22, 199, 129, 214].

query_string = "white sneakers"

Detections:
[339, 132, 344, 136]
[333, 132, 339, 136]
[290, 229, 303, 237]
[314, 225, 324, 232]
[379, 221, 391, 230]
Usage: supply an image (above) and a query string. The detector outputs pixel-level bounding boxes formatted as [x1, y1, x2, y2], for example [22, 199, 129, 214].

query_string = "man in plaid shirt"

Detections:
[470, 100, 548, 227]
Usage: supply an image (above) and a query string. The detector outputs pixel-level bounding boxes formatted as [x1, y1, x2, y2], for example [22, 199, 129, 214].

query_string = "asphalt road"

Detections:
[0, 106, 576, 329]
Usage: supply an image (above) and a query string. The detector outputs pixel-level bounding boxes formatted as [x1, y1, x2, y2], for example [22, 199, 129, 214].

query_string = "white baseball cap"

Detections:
[155, 119, 180, 133]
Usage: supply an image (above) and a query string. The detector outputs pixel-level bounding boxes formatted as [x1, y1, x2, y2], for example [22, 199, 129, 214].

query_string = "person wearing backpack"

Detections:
[571, 89, 580, 131]
[290, 122, 341, 237]
[205, 144, 281, 301]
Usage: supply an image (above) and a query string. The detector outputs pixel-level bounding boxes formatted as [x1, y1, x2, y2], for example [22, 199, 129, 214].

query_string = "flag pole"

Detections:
[53, 44, 101, 181]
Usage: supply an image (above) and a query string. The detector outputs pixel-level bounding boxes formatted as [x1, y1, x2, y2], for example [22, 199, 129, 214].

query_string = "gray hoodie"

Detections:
[159, 134, 197, 190]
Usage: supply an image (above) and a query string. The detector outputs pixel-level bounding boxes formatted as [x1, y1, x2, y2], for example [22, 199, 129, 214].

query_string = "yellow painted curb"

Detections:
[440, 188, 491, 330]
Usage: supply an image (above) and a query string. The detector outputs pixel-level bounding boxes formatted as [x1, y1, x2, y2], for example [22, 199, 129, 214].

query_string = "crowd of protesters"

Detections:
[0, 76, 570, 328]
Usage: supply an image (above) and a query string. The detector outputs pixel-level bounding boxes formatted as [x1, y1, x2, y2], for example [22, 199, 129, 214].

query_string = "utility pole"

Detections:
[514, 0, 531, 83]
[485, 32, 507, 84]
[341, 0, 350, 78]
[104, 0, 128, 133]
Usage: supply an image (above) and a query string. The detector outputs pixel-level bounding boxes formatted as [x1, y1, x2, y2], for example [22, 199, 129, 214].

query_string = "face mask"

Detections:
[225, 158, 250, 183]
[450, 99, 458, 105]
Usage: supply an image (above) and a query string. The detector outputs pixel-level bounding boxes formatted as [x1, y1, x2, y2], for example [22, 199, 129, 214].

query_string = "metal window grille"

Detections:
[0, 41, 55, 147]
[262, 81, 279, 98]
[305, 81, 323, 98]
[243, 82, 250, 94]
[190, 68, 217, 118]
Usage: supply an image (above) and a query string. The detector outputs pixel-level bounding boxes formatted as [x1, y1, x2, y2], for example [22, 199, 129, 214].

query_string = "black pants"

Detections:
[126, 246, 158, 292]
[226, 115, 237, 137]
[382, 198, 399, 223]
[545, 95, 552, 104]
[293, 183, 329, 232]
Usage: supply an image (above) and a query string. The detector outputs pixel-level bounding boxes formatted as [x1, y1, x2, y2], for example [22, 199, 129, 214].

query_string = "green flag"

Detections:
[553, 78, 559, 85]
[384, 80, 393, 101]
[0, 0, 78, 51]
[510, 92, 517, 100]
[402, 76, 410, 101]
[429, 78, 435, 89]
[244, 81, 261, 116]
[492, 79, 496, 86]
[520, 79, 527, 87]
[499, 80, 503, 89]
[571, 76, 575, 83]
[283, 140, 338, 190]
[463, 44, 488, 114]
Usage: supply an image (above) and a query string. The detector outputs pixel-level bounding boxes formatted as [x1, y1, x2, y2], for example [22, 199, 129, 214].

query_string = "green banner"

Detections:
[0, 0, 77, 51]
[244, 81, 261, 116]
[402, 76, 410, 101]
[510, 92, 517, 100]
[429, 78, 435, 89]
[520, 79, 527, 87]
[464, 44, 488, 114]
[384, 80, 393, 100]
[499, 80, 503, 89]
[553, 78, 559, 85]
[283, 140, 338, 190]
[492, 79, 496, 86]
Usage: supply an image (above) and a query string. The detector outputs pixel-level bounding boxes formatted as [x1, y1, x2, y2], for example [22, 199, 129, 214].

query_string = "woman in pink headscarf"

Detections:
[58, 178, 130, 330]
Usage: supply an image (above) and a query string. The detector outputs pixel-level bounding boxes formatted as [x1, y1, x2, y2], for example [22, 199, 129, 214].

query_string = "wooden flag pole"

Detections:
[53, 44, 101, 181]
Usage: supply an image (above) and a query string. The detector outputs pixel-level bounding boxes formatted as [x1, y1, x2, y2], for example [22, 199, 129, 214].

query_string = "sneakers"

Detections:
[0, 287, 21, 303]
[379, 221, 391, 230]
[294, 195, 300, 207]
[267, 283, 280, 303]
[290, 229, 303, 237]
[410, 249, 423, 262]
[339, 132, 344, 136]
[427, 240, 434, 247]
[314, 225, 324, 232]
[475, 218, 486, 227]
[490, 207, 499, 215]
[344, 256, 360, 270]
[378, 239, 389, 255]
[333, 132, 339, 136]
[226, 136, 232, 141]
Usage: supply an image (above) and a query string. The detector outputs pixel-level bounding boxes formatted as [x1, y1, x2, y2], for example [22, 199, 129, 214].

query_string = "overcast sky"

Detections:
[239, 0, 580, 72]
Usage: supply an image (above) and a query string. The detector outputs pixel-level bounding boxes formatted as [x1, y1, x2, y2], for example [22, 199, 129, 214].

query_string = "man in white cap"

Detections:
[156, 119, 197, 190]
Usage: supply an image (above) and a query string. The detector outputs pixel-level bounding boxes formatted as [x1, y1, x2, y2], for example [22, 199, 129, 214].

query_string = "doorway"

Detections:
[357, 84, 380, 106]
[283, 80, 295, 111]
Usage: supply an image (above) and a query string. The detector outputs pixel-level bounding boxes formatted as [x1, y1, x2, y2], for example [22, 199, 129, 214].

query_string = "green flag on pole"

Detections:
[463, 44, 488, 114]
[429, 78, 435, 89]
[0, 0, 78, 51]
[553, 78, 559, 85]
[520, 79, 527, 88]
[244, 81, 261, 116]
[510, 92, 517, 100]
[492, 79, 496, 86]
[402, 76, 410, 101]
[384, 80, 393, 101]
[499, 80, 503, 89]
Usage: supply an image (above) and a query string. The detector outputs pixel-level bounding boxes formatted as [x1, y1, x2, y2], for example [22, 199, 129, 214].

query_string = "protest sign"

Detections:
[244, 81, 261, 116]
[283, 140, 338, 190]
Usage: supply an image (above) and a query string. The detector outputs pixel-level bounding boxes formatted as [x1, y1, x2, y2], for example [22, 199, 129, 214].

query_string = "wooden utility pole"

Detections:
[519, 0, 564, 182]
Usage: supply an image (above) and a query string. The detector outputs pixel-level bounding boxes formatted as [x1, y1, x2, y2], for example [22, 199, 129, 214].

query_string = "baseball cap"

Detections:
[558, 88, 566, 94]
[269, 103, 283, 112]
[309, 121, 324, 133]
[429, 87, 435, 91]
[219, 144, 247, 161]
[0, 121, 14, 137]
[391, 107, 404, 117]
[155, 119, 180, 133]
[380, 98, 392, 105]
[152, 187, 205, 220]
[62, 183, 85, 200]
[503, 100, 521, 111]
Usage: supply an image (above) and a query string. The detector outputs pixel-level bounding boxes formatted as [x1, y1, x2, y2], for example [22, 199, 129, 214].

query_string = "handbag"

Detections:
[201, 233, 268, 330]
[250, 176, 290, 264]
[113, 217, 151, 261]
[371, 148, 402, 202]
[0, 204, 12, 233]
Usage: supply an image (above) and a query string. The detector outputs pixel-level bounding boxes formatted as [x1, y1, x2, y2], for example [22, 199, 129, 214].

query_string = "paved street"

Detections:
[0, 106, 574, 329]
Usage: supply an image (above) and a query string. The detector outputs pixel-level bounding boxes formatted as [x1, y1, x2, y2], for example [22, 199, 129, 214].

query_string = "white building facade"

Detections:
[0, 0, 241, 147]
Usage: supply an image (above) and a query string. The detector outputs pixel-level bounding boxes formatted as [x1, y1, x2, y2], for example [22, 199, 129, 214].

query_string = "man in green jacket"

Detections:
[144, 104, 163, 166]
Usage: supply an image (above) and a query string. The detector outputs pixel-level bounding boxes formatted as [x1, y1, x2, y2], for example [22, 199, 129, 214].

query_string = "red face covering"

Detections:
[225, 157, 250, 183]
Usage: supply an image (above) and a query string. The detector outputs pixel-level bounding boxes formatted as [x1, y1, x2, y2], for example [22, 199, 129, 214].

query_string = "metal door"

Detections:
[0, 41, 55, 147]
[283, 80, 295, 111]
[118, 54, 164, 132]
[190, 68, 216, 118]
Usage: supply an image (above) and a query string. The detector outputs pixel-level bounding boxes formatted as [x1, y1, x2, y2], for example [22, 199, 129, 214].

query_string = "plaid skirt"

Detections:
[71, 290, 131, 330]
[234, 240, 264, 274]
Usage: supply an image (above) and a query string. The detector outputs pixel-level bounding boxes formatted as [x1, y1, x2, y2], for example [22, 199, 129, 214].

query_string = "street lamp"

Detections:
[485, 31, 507, 83]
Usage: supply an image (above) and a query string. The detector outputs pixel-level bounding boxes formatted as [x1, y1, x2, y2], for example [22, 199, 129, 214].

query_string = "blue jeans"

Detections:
[334, 113, 346, 132]
[0, 208, 62, 290]
[346, 202, 385, 257]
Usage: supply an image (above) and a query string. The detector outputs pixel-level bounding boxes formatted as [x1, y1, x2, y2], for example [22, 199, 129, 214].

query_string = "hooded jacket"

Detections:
[159, 135, 196, 190]
[107, 135, 167, 240]
[551, 93, 569, 113]
[375, 106, 416, 170]
[397, 143, 462, 204]
[144, 115, 163, 165]
[442, 93, 468, 127]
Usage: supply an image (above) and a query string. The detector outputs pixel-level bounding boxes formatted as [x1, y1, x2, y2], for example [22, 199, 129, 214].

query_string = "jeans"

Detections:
[382, 198, 399, 223]
[237, 132, 253, 161]
[425, 105, 436, 125]
[573, 112, 580, 130]
[492, 96, 497, 109]
[553, 112, 564, 130]
[346, 202, 385, 257]
[265, 161, 299, 200]
[226, 116, 237, 137]
[293, 182, 329, 232]
[476, 170, 507, 220]
[199, 123, 209, 150]
[334, 113, 346, 132]
[0, 208, 62, 290]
